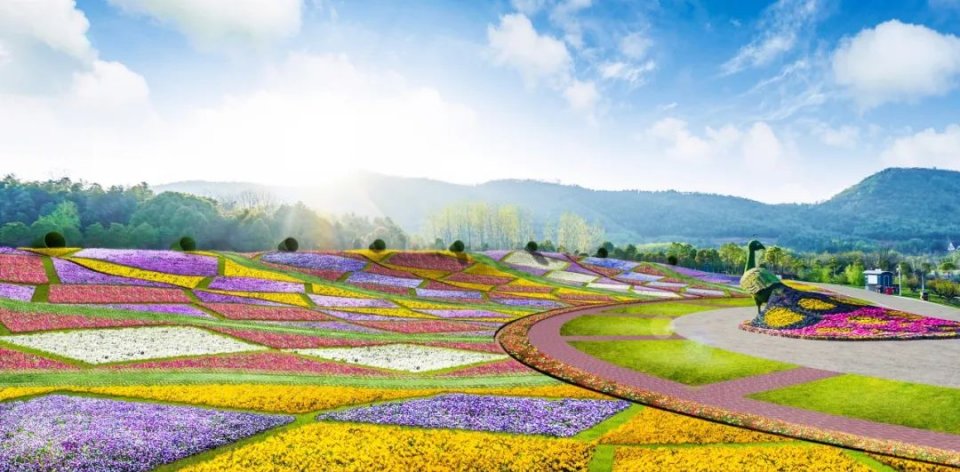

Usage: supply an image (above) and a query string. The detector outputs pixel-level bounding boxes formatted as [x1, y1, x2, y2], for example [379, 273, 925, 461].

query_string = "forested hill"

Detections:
[157, 168, 960, 253]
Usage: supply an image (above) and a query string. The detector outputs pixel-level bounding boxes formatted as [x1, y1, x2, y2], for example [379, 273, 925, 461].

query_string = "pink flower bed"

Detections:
[0, 347, 77, 370]
[203, 303, 333, 321]
[385, 252, 469, 272]
[0, 308, 161, 332]
[579, 264, 622, 278]
[0, 255, 47, 284]
[48, 285, 191, 304]
[354, 320, 488, 334]
[109, 352, 388, 376]
[743, 306, 960, 340]
[365, 264, 422, 279]
[424, 341, 504, 354]
[444, 273, 515, 286]
[556, 293, 616, 302]
[210, 327, 384, 349]
[443, 359, 534, 376]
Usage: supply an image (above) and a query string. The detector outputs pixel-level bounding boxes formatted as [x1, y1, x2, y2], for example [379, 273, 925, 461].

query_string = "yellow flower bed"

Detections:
[508, 278, 553, 288]
[497, 291, 559, 300]
[600, 407, 790, 445]
[182, 422, 593, 472]
[224, 260, 304, 283]
[763, 307, 805, 328]
[464, 263, 516, 278]
[443, 280, 495, 291]
[0, 387, 58, 402]
[868, 453, 958, 472]
[73, 384, 610, 414]
[613, 445, 869, 471]
[349, 249, 394, 262]
[66, 257, 205, 288]
[24, 247, 80, 257]
[310, 284, 376, 298]
[782, 280, 823, 292]
[206, 290, 310, 307]
[381, 264, 450, 280]
[798, 298, 836, 311]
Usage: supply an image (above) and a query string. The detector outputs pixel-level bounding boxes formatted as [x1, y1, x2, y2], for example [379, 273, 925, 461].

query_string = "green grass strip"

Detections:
[574, 404, 644, 441]
[749, 374, 960, 435]
[587, 444, 616, 472]
[844, 450, 898, 471]
[40, 256, 61, 285]
[561, 316, 673, 336]
[571, 340, 795, 386]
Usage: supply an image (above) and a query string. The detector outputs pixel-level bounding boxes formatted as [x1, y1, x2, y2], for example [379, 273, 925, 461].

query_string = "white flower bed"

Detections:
[646, 281, 688, 289]
[503, 252, 568, 270]
[685, 288, 725, 297]
[2, 326, 266, 364]
[292, 343, 506, 372]
[546, 270, 597, 284]
[632, 288, 682, 298]
[586, 282, 631, 292]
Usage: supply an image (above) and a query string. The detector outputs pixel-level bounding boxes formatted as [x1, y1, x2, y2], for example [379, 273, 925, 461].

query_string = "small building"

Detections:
[864, 269, 896, 294]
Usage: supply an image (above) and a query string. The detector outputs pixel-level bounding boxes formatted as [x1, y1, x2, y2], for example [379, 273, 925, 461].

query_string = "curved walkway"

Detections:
[503, 300, 960, 465]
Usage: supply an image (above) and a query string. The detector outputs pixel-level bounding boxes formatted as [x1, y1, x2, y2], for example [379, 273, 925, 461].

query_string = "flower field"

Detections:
[0, 246, 936, 470]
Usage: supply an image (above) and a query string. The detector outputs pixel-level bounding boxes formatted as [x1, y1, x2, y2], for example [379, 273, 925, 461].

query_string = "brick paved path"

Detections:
[524, 302, 960, 458]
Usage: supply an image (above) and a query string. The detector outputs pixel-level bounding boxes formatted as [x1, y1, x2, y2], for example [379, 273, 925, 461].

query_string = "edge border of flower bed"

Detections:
[497, 303, 960, 467]
[739, 320, 960, 341]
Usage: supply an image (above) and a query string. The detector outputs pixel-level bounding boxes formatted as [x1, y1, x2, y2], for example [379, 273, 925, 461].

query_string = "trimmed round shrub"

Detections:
[667, 255, 678, 266]
[370, 239, 387, 251]
[525, 241, 539, 252]
[43, 231, 66, 248]
[596, 247, 609, 258]
[449, 240, 465, 253]
[178, 236, 197, 252]
[278, 237, 299, 252]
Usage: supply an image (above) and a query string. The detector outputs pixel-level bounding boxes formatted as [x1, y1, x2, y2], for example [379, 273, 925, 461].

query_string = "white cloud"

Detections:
[0, 0, 93, 61]
[487, 13, 571, 87]
[741, 122, 783, 166]
[107, 0, 303, 50]
[563, 79, 598, 111]
[548, 0, 592, 49]
[832, 20, 960, 109]
[813, 123, 859, 148]
[646, 118, 783, 167]
[620, 32, 652, 60]
[600, 60, 655, 85]
[511, 0, 548, 15]
[881, 124, 960, 169]
[69, 60, 150, 109]
[722, 0, 821, 75]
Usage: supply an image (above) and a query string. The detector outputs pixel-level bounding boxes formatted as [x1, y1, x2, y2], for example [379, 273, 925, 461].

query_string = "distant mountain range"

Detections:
[155, 168, 960, 253]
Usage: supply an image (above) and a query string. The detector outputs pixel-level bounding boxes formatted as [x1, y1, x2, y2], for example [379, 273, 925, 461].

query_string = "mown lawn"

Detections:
[601, 298, 753, 317]
[750, 374, 960, 435]
[570, 340, 795, 386]
[560, 316, 673, 336]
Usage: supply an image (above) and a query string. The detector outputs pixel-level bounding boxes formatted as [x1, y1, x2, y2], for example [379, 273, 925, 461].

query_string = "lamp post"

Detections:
[897, 266, 902, 296]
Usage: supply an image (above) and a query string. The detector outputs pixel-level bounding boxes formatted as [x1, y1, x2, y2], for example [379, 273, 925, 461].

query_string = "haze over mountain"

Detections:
[157, 167, 960, 253]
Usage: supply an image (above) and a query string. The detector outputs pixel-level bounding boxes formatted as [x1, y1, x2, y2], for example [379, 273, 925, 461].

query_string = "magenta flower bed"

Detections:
[443, 359, 534, 376]
[307, 294, 394, 308]
[208, 277, 305, 293]
[193, 290, 283, 306]
[204, 303, 331, 321]
[0, 347, 77, 370]
[53, 259, 168, 287]
[744, 306, 960, 340]
[422, 309, 513, 319]
[0, 255, 47, 284]
[0, 308, 161, 332]
[444, 272, 514, 285]
[0, 282, 35, 302]
[110, 352, 388, 375]
[73, 249, 219, 276]
[386, 252, 468, 272]
[355, 320, 489, 334]
[48, 285, 191, 304]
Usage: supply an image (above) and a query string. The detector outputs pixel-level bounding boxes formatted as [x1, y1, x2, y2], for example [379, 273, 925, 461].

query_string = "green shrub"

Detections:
[370, 239, 386, 251]
[596, 247, 609, 258]
[176, 236, 197, 251]
[449, 240, 465, 253]
[278, 237, 299, 252]
[525, 241, 538, 252]
[667, 255, 678, 265]
[43, 231, 66, 248]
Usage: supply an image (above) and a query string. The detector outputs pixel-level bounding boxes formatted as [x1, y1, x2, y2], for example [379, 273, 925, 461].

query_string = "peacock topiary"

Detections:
[739, 240, 785, 314]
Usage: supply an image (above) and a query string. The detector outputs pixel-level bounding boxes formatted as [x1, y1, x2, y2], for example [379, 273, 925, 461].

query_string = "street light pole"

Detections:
[897, 266, 902, 296]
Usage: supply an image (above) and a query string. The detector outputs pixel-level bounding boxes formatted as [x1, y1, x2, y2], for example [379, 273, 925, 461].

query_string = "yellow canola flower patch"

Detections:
[443, 280, 495, 291]
[381, 264, 450, 280]
[0, 387, 59, 402]
[310, 284, 376, 299]
[497, 291, 558, 300]
[556, 287, 610, 297]
[206, 290, 310, 307]
[349, 249, 394, 262]
[24, 247, 80, 257]
[66, 257, 205, 288]
[613, 445, 869, 471]
[798, 298, 836, 311]
[75, 384, 611, 414]
[464, 263, 516, 278]
[182, 422, 594, 472]
[868, 453, 958, 472]
[223, 260, 304, 283]
[601, 407, 790, 445]
[394, 299, 472, 310]
[508, 278, 553, 288]
[763, 307, 805, 328]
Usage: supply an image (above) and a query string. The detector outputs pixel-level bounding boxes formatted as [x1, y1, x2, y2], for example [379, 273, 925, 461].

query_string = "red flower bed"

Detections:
[348, 283, 411, 295]
[580, 264, 622, 277]
[443, 359, 534, 376]
[0, 255, 47, 284]
[354, 320, 486, 334]
[556, 293, 616, 302]
[109, 352, 389, 376]
[0, 347, 77, 370]
[422, 280, 470, 291]
[364, 264, 422, 279]
[210, 327, 384, 349]
[204, 303, 332, 321]
[424, 341, 504, 354]
[491, 284, 554, 293]
[262, 262, 344, 281]
[634, 265, 669, 276]
[386, 252, 469, 272]
[48, 285, 191, 304]
[0, 308, 161, 332]
[444, 273, 515, 286]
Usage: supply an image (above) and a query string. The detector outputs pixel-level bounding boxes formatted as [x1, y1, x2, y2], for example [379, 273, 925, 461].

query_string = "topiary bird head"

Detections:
[748, 240, 765, 252]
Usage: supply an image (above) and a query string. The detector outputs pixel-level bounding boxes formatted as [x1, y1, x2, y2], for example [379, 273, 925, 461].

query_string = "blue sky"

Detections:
[1, 1, 960, 203]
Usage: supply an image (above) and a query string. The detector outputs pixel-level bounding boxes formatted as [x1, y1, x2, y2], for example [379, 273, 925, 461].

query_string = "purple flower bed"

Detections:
[0, 247, 32, 255]
[317, 394, 630, 437]
[208, 277, 305, 293]
[53, 259, 169, 287]
[193, 290, 283, 306]
[0, 282, 34, 302]
[100, 304, 213, 318]
[507, 264, 549, 276]
[73, 249, 218, 276]
[581, 257, 639, 271]
[647, 281, 687, 289]
[422, 309, 513, 319]
[261, 252, 366, 272]
[307, 294, 394, 308]
[414, 288, 483, 299]
[0, 394, 292, 471]
[481, 250, 512, 261]
[346, 272, 422, 288]
[494, 298, 565, 308]
[667, 266, 740, 286]
[617, 272, 664, 283]
[685, 288, 726, 297]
